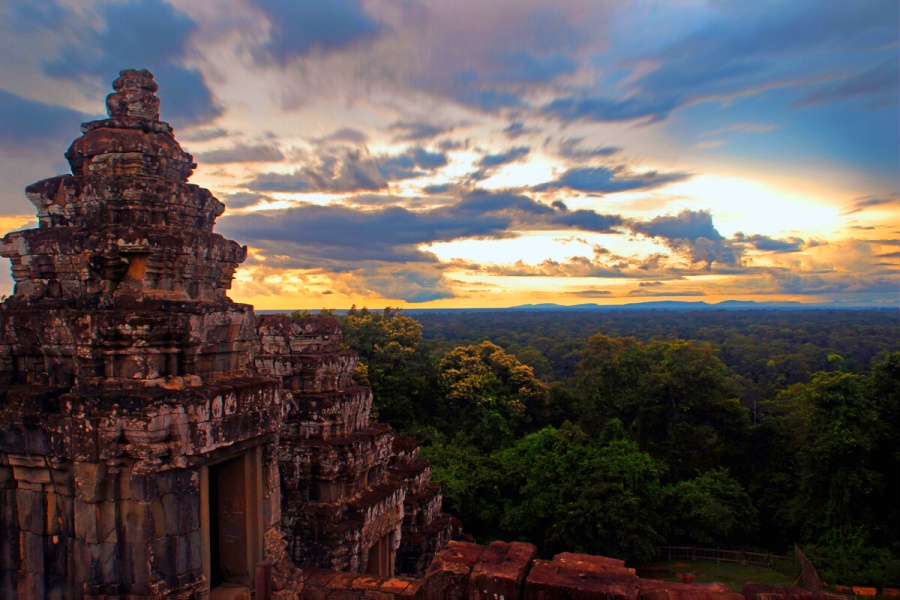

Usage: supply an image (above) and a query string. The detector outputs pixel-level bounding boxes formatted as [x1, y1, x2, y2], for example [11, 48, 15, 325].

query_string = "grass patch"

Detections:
[637, 559, 799, 592]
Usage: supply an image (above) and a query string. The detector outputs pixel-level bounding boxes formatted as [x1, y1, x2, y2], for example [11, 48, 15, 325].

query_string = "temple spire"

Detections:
[106, 68, 160, 121]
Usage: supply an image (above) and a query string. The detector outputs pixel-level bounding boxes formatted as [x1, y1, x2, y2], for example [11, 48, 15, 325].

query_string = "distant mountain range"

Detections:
[259, 300, 897, 316]
[503, 300, 895, 311]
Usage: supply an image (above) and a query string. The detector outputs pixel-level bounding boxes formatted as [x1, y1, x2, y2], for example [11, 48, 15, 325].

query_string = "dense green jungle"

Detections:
[301, 307, 900, 587]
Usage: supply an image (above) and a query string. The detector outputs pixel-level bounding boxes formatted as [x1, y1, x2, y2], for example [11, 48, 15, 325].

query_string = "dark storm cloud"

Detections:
[196, 144, 285, 164]
[631, 209, 741, 267]
[252, 0, 382, 61]
[533, 166, 690, 194]
[733, 233, 803, 253]
[42, 0, 220, 126]
[0, 89, 95, 145]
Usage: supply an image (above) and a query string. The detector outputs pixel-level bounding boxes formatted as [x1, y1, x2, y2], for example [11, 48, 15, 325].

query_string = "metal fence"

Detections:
[659, 546, 796, 572]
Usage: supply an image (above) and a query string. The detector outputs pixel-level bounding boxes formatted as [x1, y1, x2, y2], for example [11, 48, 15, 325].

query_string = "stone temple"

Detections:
[0, 69, 457, 598]
[0, 70, 814, 600]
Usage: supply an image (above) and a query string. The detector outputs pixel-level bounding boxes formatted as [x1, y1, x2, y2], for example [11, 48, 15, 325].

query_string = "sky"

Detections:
[0, 0, 897, 309]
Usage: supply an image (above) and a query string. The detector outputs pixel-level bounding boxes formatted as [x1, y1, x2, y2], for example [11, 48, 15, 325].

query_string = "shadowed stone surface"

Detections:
[0, 69, 282, 599]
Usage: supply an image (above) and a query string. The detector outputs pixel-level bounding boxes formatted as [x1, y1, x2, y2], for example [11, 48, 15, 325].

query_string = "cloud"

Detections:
[841, 192, 899, 215]
[388, 122, 453, 142]
[493, 50, 577, 84]
[247, 148, 386, 193]
[801, 58, 899, 107]
[196, 143, 285, 164]
[477, 146, 530, 168]
[179, 127, 230, 143]
[43, 0, 221, 126]
[631, 209, 741, 267]
[543, 1, 898, 124]
[221, 192, 272, 210]
[627, 288, 707, 297]
[251, 0, 382, 61]
[345, 264, 455, 303]
[246, 146, 449, 193]
[557, 138, 621, 159]
[765, 270, 899, 296]
[220, 190, 624, 272]
[564, 289, 612, 297]
[543, 95, 678, 123]
[534, 166, 690, 194]
[0, 89, 95, 145]
[318, 127, 368, 144]
[377, 147, 448, 180]
[733, 232, 804, 253]
[502, 121, 539, 139]
[422, 183, 455, 195]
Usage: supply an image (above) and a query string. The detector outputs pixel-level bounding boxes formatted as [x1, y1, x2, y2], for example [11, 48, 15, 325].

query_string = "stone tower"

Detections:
[0, 69, 283, 598]
[254, 315, 460, 578]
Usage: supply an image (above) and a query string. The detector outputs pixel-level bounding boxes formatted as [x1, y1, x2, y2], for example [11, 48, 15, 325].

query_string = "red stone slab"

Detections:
[469, 541, 538, 600]
[425, 541, 487, 600]
[525, 558, 641, 600]
[553, 553, 635, 576]
[641, 579, 741, 600]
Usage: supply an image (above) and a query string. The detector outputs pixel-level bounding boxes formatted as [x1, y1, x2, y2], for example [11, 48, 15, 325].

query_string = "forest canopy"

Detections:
[313, 307, 900, 587]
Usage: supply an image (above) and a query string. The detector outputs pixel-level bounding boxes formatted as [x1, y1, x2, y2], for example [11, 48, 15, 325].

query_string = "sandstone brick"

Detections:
[469, 541, 537, 600]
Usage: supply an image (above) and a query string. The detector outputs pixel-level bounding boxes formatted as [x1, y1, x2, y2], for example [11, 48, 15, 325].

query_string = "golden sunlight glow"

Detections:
[665, 175, 844, 237]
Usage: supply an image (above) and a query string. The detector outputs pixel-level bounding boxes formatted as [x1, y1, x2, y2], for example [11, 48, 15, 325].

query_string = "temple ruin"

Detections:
[0, 70, 815, 600]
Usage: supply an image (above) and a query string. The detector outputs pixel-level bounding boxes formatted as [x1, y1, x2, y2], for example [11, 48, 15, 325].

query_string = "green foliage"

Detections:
[336, 307, 898, 573]
[340, 307, 436, 431]
[436, 341, 547, 450]
[495, 423, 664, 563]
[805, 528, 900, 588]
[662, 468, 758, 546]
[575, 335, 750, 480]
[755, 352, 900, 584]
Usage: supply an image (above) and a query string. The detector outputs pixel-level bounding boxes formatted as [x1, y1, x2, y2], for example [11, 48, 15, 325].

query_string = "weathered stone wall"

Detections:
[0, 69, 285, 599]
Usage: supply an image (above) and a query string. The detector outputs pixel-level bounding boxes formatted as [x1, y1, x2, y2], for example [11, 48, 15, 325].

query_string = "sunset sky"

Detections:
[0, 0, 897, 309]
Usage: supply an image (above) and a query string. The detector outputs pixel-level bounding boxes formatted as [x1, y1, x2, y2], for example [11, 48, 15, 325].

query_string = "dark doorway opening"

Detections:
[208, 454, 250, 588]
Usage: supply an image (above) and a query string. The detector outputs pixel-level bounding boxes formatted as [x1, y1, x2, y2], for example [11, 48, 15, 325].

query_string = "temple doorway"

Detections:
[365, 532, 395, 577]
[202, 446, 264, 592]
